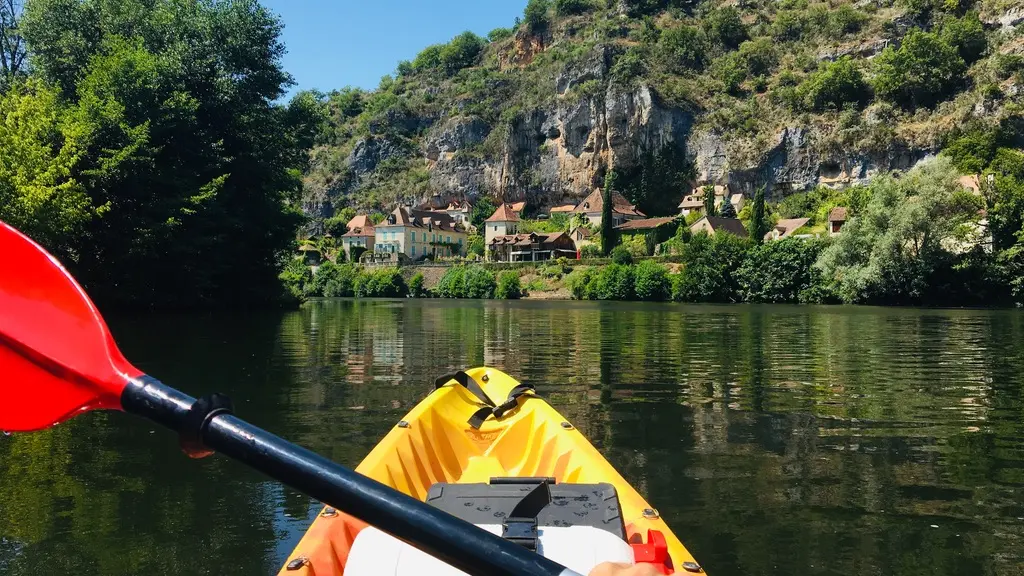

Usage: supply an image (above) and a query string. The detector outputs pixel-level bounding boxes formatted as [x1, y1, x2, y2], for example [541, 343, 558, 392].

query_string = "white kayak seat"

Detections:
[343, 524, 635, 576]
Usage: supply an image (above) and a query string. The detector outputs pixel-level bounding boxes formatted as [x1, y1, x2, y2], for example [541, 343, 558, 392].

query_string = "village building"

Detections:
[509, 201, 527, 217]
[568, 226, 593, 251]
[341, 216, 376, 261]
[549, 204, 577, 216]
[374, 206, 468, 259]
[572, 189, 646, 228]
[828, 207, 849, 236]
[689, 216, 749, 238]
[488, 231, 578, 262]
[484, 203, 521, 248]
[445, 201, 473, 225]
[678, 186, 744, 217]
[765, 217, 810, 241]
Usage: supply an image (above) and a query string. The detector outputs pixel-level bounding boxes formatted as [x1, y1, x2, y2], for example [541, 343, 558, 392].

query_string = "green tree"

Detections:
[814, 158, 985, 304]
[719, 195, 737, 218]
[19, 0, 313, 310]
[495, 270, 523, 299]
[611, 245, 633, 265]
[872, 30, 966, 109]
[671, 232, 749, 302]
[554, 0, 591, 16]
[703, 185, 717, 217]
[523, 0, 551, 33]
[594, 263, 634, 300]
[0, 78, 98, 254]
[602, 169, 618, 255]
[736, 239, 826, 303]
[488, 27, 513, 42]
[749, 186, 769, 245]
[703, 6, 747, 49]
[633, 260, 670, 301]
[658, 25, 708, 73]
[471, 196, 498, 229]
[463, 265, 497, 299]
[939, 12, 987, 64]
[408, 272, 426, 297]
[798, 57, 870, 111]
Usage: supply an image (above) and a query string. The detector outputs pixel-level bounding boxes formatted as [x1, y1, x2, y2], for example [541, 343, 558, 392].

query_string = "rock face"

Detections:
[424, 83, 694, 206]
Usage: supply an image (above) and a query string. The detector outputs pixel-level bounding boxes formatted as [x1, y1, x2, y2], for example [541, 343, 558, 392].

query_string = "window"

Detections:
[458, 238, 463, 245]
[447, 236, 451, 243]
[423, 233, 427, 242]
[493, 225, 497, 231]
[411, 246, 416, 256]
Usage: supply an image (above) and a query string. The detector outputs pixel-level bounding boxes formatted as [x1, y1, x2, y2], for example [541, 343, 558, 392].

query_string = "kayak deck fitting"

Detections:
[278, 368, 703, 575]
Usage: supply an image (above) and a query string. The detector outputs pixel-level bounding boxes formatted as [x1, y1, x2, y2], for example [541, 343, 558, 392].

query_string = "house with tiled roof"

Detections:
[765, 217, 810, 241]
[678, 186, 744, 217]
[445, 200, 473, 226]
[488, 231, 577, 262]
[374, 206, 468, 259]
[572, 189, 646, 228]
[484, 204, 521, 257]
[341, 215, 375, 261]
[689, 216, 749, 238]
[828, 207, 849, 236]
[549, 204, 577, 215]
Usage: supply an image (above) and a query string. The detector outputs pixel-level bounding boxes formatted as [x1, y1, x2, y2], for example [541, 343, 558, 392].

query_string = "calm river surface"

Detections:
[2, 300, 1023, 576]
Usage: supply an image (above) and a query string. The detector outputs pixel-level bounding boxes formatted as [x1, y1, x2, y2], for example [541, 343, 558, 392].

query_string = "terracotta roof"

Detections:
[692, 216, 749, 238]
[828, 207, 849, 222]
[347, 214, 372, 230]
[488, 231, 566, 246]
[570, 226, 592, 239]
[509, 201, 527, 215]
[446, 201, 472, 211]
[485, 203, 521, 223]
[549, 204, 577, 213]
[573, 189, 646, 218]
[615, 216, 679, 232]
[678, 196, 705, 209]
[767, 218, 809, 240]
[342, 225, 375, 238]
[381, 206, 464, 231]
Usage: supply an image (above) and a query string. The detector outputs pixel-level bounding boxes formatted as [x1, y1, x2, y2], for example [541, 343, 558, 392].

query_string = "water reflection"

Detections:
[1, 300, 1022, 575]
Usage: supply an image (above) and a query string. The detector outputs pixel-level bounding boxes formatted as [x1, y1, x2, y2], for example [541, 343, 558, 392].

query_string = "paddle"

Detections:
[0, 221, 582, 576]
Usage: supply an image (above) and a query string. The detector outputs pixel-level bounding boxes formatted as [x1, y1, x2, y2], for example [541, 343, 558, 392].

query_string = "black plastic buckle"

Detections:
[502, 516, 539, 551]
[180, 393, 234, 459]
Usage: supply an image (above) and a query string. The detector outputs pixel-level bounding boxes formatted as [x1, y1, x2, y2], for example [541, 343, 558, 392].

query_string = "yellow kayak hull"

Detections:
[278, 368, 702, 575]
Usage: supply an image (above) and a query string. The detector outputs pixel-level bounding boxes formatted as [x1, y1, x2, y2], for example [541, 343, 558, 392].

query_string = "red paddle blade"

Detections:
[0, 222, 141, 432]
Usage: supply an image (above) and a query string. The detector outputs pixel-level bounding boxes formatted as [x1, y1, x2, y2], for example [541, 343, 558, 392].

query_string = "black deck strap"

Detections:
[435, 371, 537, 430]
[502, 480, 552, 551]
[179, 393, 234, 459]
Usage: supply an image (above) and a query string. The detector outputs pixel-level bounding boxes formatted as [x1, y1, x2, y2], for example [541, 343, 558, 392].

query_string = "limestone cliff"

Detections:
[301, 0, 1023, 222]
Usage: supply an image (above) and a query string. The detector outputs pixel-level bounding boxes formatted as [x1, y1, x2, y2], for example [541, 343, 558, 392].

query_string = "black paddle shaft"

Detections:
[120, 376, 581, 576]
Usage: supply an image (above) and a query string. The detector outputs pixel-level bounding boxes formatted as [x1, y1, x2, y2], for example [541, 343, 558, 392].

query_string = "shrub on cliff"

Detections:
[798, 58, 870, 111]
[872, 30, 965, 109]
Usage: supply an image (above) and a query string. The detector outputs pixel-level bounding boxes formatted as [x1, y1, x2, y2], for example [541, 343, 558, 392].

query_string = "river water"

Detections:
[1, 300, 1022, 576]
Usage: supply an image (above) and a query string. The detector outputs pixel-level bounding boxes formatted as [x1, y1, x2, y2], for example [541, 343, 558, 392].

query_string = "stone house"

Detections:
[572, 189, 646, 228]
[689, 216, 749, 238]
[375, 206, 468, 259]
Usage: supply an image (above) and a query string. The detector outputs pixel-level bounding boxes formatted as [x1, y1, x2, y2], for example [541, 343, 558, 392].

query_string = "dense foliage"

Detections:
[495, 270, 524, 299]
[435, 265, 497, 299]
[1, 0, 317, 310]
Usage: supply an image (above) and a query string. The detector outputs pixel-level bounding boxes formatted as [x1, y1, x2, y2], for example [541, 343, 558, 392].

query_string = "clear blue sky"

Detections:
[262, 0, 527, 96]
